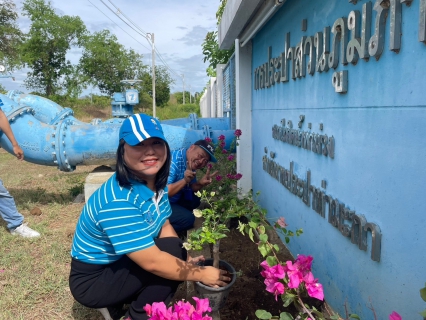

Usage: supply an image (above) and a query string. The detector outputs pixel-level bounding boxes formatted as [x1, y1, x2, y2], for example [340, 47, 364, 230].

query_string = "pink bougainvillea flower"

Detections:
[234, 129, 242, 137]
[145, 301, 172, 319]
[193, 297, 212, 314]
[389, 311, 402, 320]
[207, 163, 213, 169]
[295, 254, 313, 274]
[276, 217, 288, 228]
[304, 272, 324, 301]
[260, 261, 285, 281]
[260, 260, 270, 269]
[174, 300, 195, 318]
[145, 298, 213, 320]
[143, 303, 152, 317]
[226, 173, 235, 179]
[215, 175, 223, 181]
[221, 149, 228, 154]
[204, 137, 212, 143]
[172, 301, 195, 319]
[264, 277, 285, 301]
[227, 154, 235, 161]
[219, 141, 225, 148]
[260, 260, 275, 279]
[285, 261, 303, 289]
[234, 173, 243, 180]
[218, 134, 225, 141]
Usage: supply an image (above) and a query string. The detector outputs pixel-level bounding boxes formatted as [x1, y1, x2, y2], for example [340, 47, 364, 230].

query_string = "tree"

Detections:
[202, 31, 234, 77]
[20, 0, 87, 96]
[201, 0, 234, 77]
[140, 66, 174, 107]
[62, 65, 85, 99]
[79, 30, 147, 96]
[173, 91, 191, 105]
[0, 0, 24, 70]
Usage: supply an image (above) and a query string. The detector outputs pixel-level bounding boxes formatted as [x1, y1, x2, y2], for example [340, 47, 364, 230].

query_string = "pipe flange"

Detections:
[52, 119, 75, 172]
[6, 90, 24, 100]
[189, 113, 199, 130]
[91, 118, 103, 125]
[50, 107, 74, 125]
[6, 106, 36, 123]
[202, 125, 212, 139]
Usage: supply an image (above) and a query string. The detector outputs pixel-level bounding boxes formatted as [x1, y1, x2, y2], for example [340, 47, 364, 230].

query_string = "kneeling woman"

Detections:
[69, 114, 229, 320]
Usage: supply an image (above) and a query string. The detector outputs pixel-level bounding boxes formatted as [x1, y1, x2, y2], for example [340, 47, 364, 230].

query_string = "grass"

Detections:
[0, 100, 200, 319]
[0, 149, 102, 319]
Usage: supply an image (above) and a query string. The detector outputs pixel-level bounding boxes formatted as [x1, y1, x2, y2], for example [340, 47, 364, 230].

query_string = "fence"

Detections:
[199, 54, 236, 130]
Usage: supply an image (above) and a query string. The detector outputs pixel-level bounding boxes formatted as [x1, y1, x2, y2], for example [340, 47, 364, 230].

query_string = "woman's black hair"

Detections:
[115, 139, 171, 193]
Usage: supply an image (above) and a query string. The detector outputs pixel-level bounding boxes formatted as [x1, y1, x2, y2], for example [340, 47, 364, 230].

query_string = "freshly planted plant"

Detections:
[183, 190, 230, 269]
[184, 129, 244, 268]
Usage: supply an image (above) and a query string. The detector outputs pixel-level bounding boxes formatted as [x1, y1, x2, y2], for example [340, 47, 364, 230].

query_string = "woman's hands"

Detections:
[187, 255, 205, 264]
[188, 255, 231, 287]
[199, 266, 231, 288]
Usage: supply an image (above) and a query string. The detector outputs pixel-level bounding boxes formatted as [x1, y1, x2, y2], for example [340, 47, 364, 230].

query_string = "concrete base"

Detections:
[84, 171, 114, 201]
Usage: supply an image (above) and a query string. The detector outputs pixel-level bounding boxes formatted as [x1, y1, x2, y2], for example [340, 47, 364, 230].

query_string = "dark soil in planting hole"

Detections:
[173, 225, 299, 319]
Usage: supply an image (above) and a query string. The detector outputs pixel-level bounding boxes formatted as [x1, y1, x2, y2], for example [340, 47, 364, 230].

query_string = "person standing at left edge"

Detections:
[0, 97, 40, 238]
[69, 114, 230, 320]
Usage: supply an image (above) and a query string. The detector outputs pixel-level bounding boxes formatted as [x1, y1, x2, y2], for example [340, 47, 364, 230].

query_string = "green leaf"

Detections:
[249, 228, 254, 242]
[420, 309, 426, 317]
[249, 221, 258, 228]
[255, 310, 273, 319]
[279, 312, 294, 320]
[258, 243, 270, 257]
[266, 256, 277, 266]
[259, 233, 268, 242]
[420, 285, 426, 302]
[349, 314, 361, 319]
[282, 293, 296, 307]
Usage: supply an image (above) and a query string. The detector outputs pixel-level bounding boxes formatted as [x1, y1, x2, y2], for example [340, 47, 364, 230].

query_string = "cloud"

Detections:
[167, 54, 208, 93]
[176, 25, 210, 46]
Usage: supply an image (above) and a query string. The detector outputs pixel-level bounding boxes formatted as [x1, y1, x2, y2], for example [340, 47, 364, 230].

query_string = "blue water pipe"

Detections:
[0, 92, 234, 172]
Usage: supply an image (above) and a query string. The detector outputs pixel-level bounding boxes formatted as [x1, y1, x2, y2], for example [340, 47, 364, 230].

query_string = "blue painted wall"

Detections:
[250, 0, 426, 318]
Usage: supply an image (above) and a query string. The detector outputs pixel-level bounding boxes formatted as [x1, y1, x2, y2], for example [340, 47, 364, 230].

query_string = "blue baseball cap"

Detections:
[119, 114, 166, 146]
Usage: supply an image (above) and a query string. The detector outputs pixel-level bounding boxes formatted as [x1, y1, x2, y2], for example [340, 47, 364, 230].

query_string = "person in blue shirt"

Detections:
[69, 114, 229, 320]
[167, 140, 218, 233]
[0, 98, 40, 238]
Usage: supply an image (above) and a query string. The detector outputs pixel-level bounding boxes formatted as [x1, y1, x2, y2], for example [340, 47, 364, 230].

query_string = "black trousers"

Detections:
[169, 190, 200, 233]
[69, 237, 187, 320]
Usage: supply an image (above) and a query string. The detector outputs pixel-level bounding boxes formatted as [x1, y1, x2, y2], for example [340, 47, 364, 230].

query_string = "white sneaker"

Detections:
[10, 223, 40, 238]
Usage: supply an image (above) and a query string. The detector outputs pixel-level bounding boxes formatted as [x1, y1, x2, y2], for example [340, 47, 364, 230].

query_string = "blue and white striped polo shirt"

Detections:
[71, 173, 171, 264]
[168, 148, 197, 203]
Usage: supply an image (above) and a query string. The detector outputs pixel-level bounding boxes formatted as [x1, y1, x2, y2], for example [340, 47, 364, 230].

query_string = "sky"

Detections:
[1, 0, 219, 96]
